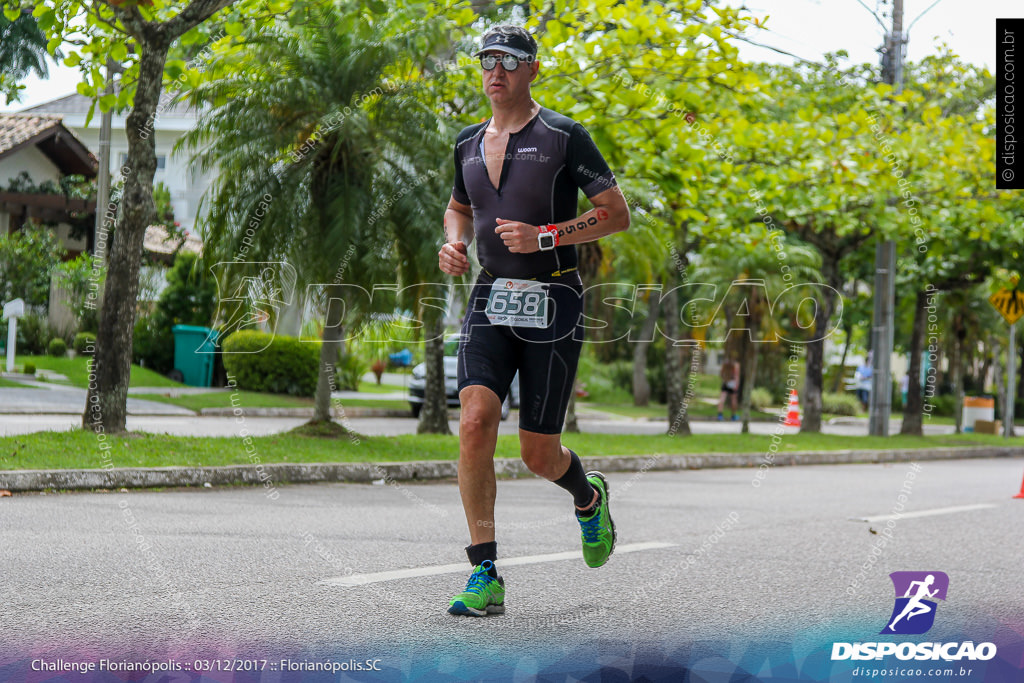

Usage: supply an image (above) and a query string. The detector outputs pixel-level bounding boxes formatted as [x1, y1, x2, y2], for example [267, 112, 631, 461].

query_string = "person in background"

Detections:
[717, 356, 740, 421]
[855, 357, 873, 412]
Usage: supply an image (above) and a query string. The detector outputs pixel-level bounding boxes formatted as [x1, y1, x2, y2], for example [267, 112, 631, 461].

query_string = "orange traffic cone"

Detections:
[783, 389, 801, 427]
[1014, 471, 1024, 499]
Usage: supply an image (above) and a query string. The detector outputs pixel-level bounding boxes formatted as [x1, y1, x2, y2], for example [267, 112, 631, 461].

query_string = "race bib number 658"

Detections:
[485, 278, 550, 328]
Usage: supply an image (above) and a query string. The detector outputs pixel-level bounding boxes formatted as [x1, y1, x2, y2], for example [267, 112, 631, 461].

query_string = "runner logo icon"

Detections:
[881, 571, 949, 635]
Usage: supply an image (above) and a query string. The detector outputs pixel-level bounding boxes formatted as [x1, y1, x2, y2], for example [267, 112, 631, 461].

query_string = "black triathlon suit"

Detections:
[452, 107, 616, 433]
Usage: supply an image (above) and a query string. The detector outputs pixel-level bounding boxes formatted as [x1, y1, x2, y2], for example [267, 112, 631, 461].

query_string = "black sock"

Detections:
[577, 485, 601, 517]
[466, 541, 497, 578]
[554, 449, 596, 509]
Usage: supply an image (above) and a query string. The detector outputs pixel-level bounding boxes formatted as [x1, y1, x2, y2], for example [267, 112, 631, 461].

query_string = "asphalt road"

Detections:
[1, 458, 1020, 677]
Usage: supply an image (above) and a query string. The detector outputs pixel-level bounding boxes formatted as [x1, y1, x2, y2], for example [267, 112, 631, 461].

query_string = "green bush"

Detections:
[133, 314, 173, 372]
[822, 392, 860, 416]
[73, 332, 96, 356]
[750, 387, 774, 411]
[926, 394, 956, 417]
[23, 362, 35, 375]
[336, 352, 366, 391]
[133, 252, 217, 374]
[221, 330, 318, 396]
[15, 312, 49, 356]
[47, 337, 67, 357]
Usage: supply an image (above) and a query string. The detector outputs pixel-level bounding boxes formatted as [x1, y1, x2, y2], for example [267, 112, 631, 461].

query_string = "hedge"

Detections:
[822, 392, 860, 416]
[221, 330, 319, 397]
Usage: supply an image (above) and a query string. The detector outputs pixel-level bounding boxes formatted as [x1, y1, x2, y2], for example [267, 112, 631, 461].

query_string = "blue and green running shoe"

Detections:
[447, 560, 505, 617]
[576, 471, 616, 568]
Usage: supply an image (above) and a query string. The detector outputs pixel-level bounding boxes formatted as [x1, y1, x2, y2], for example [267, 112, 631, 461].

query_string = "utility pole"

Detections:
[868, 0, 904, 436]
[93, 59, 118, 265]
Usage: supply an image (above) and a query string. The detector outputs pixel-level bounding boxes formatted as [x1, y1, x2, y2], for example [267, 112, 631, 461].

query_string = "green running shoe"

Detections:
[447, 560, 505, 617]
[576, 471, 616, 568]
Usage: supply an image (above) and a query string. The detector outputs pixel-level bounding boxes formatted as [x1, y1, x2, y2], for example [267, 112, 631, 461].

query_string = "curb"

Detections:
[1, 446, 1020, 493]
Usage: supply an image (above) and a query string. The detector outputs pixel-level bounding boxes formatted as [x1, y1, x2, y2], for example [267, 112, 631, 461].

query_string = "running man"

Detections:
[888, 574, 938, 631]
[438, 25, 630, 617]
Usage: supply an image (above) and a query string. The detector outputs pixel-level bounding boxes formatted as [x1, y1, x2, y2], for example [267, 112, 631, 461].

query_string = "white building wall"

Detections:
[56, 114, 213, 235]
[0, 144, 61, 186]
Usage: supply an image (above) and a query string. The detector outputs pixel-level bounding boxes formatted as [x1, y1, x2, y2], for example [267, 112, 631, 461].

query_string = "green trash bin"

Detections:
[171, 325, 218, 387]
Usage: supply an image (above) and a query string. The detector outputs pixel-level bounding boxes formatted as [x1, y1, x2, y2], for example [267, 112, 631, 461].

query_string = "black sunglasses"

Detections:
[480, 53, 532, 71]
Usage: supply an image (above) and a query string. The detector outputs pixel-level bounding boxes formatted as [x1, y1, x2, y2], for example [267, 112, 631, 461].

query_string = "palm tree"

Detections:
[0, 11, 52, 104]
[182, 0, 453, 426]
[692, 227, 822, 433]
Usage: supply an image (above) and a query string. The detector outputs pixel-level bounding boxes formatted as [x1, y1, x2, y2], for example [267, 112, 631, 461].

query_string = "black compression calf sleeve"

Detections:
[466, 541, 498, 577]
[553, 449, 596, 508]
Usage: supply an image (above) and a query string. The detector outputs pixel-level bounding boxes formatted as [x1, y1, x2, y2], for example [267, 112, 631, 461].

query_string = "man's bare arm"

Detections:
[439, 196, 474, 275]
[493, 186, 630, 254]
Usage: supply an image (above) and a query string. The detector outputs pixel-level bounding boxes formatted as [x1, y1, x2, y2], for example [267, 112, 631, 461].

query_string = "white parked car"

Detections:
[408, 335, 519, 420]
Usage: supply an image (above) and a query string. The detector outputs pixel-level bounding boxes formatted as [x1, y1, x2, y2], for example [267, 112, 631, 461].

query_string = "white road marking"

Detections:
[854, 503, 996, 523]
[319, 541, 677, 587]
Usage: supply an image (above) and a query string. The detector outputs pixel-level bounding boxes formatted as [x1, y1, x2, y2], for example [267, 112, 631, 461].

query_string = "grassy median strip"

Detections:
[17, 356, 185, 389]
[133, 392, 412, 412]
[1, 430, 1020, 472]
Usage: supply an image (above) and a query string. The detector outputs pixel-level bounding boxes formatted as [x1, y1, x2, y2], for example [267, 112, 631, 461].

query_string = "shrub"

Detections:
[221, 330, 318, 396]
[133, 314, 173, 372]
[15, 312, 49, 356]
[23, 362, 36, 375]
[750, 387, 774, 411]
[133, 252, 216, 374]
[337, 352, 367, 391]
[74, 332, 96, 356]
[47, 337, 67, 357]
[926, 394, 956, 417]
[822, 392, 860, 416]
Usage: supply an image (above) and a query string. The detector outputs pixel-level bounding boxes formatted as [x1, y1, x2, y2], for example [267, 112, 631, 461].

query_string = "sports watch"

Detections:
[537, 224, 559, 251]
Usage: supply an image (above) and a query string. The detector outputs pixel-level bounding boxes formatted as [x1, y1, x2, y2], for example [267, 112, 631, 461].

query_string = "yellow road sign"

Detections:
[990, 289, 1024, 325]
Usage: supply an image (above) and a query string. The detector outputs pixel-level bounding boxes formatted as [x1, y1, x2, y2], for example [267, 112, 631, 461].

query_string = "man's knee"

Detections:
[459, 387, 501, 440]
[520, 440, 562, 479]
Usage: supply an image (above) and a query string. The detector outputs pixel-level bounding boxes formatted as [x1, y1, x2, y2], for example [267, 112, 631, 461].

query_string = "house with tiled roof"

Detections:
[0, 112, 97, 254]
[22, 92, 214, 235]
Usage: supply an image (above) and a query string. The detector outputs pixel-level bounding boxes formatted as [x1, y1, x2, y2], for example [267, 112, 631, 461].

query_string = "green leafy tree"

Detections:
[0, 9, 52, 104]
[11, 0, 280, 433]
[183, 0, 469, 427]
[691, 226, 821, 432]
[0, 225, 64, 307]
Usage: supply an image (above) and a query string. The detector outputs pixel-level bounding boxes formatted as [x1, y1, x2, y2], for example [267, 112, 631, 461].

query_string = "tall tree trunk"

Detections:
[663, 285, 690, 436]
[83, 46, 167, 434]
[739, 313, 760, 434]
[900, 288, 928, 435]
[632, 291, 661, 406]
[81, 1, 235, 433]
[831, 322, 854, 392]
[418, 309, 451, 434]
[801, 259, 840, 433]
[313, 286, 344, 423]
[951, 318, 965, 434]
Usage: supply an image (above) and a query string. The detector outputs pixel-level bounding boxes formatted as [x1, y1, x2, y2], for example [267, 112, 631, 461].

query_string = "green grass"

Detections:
[1, 430, 1020, 472]
[356, 380, 406, 393]
[0, 377, 30, 388]
[133, 391, 411, 412]
[133, 390, 311, 411]
[18, 356, 185, 389]
[337, 398, 412, 411]
[579, 401, 774, 420]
